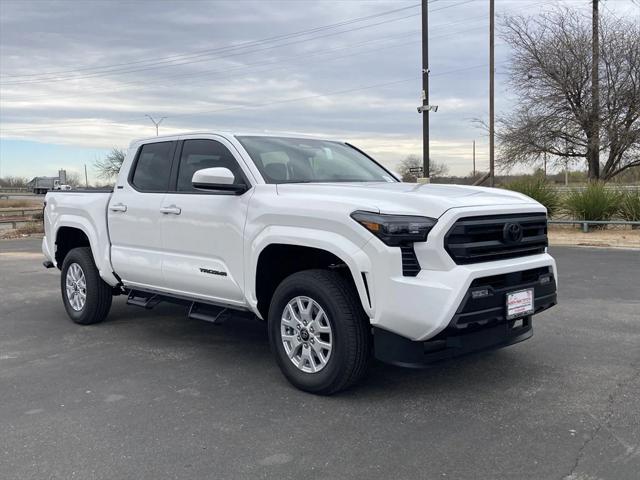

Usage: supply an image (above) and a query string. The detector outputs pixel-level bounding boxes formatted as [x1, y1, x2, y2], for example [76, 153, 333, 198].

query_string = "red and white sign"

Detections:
[506, 288, 534, 319]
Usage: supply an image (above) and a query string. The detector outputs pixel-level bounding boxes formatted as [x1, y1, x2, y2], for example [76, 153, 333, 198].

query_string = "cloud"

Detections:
[1, 0, 637, 176]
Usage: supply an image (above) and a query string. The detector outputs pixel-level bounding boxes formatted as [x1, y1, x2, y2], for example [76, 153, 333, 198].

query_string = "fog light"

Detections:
[471, 288, 490, 299]
[540, 275, 551, 285]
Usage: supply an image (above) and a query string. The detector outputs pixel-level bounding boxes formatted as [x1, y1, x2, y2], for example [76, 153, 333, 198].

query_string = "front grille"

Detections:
[400, 244, 420, 277]
[445, 213, 548, 264]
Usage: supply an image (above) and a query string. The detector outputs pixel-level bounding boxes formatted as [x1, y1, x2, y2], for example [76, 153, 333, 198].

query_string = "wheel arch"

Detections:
[55, 226, 91, 267]
[248, 228, 373, 320]
[53, 219, 118, 286]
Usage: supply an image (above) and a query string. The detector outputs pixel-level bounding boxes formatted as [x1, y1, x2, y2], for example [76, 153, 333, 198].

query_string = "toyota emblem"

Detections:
[503, 223, 524, 243]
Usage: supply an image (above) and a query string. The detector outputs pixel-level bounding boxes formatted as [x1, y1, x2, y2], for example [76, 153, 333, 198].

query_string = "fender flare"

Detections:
[53, 216, 119, 287]
[246, 226, 373, 319]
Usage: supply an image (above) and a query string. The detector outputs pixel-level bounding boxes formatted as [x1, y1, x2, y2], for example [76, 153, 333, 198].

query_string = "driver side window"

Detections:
[176, 139, 246, 192]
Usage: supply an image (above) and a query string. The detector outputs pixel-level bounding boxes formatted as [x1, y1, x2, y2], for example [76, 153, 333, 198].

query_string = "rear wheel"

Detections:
[268, 269, 371, 395]
[60, 247, 112, 325]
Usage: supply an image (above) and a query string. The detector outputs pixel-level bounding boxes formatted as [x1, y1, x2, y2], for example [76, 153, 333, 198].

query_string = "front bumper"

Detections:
[364, 249, 557, 341]
[372, 263, 557, 367]
[374, 317, 535, 368]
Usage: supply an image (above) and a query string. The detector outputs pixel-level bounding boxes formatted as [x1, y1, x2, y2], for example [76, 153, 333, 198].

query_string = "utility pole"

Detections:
[472, 140, 476, 177]
[84, 164, 88, 188]
[145, 114, 167, 136]
[590, 0, 600, 180]
[421, 0, 430, 182]
[489, 0, 495, 187]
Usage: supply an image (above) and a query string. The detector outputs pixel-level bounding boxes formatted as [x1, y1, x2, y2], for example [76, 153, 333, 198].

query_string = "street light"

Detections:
[145, 115, 167, 136]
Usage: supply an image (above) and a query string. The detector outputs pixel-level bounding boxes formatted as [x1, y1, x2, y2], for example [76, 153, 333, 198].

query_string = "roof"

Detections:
[129, 131, 344, 147]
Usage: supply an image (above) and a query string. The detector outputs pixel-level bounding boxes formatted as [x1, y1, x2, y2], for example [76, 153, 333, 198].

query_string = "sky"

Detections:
[1, 0, 638, 182]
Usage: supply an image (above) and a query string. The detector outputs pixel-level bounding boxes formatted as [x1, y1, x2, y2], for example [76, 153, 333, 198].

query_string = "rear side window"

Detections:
[131, 141, 174, 192]
[176, 139, 246, 192]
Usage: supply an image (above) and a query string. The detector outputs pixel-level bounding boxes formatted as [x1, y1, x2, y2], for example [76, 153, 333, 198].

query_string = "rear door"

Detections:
[159, 137, 253, 305]
[108, 141, 176, 288]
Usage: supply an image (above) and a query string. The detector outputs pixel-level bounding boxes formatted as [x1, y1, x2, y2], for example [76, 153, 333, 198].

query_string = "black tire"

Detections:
[60, 247, 112, 325]
[268, 269, 371, 395]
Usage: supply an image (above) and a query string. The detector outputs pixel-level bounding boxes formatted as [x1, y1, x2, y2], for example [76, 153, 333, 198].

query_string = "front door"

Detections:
[159, 138, 252, 306]
[108, 141, 175, 288]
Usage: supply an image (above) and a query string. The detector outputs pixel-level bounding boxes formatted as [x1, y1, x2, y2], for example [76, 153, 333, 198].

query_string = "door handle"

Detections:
[160, 205, 181, 215]
[109, 203, 127, 212]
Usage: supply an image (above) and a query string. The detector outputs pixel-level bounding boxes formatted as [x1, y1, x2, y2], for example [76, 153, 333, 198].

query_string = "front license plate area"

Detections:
[506, 288, 534, 319]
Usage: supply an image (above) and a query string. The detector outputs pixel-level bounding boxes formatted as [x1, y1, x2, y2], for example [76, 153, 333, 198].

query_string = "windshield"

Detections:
[236, 136, 397, 184]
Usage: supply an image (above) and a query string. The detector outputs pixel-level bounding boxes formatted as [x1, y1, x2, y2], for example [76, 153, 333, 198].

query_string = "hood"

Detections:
[275, 182, 541, 218]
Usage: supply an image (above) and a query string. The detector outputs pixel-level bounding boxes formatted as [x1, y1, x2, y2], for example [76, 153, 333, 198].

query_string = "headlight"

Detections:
[350, 211, 436, 246]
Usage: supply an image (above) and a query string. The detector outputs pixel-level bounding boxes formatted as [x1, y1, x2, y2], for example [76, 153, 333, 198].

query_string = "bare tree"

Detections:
[94, 148, 126, 179]
[498, 8, 640, 180]
[398, 155, 449, 182]
[65, 172, 82, 187]
[0, 176, 29, 188]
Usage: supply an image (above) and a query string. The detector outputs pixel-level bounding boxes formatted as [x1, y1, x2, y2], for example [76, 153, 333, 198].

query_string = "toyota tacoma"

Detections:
[42, 132, 557, 394]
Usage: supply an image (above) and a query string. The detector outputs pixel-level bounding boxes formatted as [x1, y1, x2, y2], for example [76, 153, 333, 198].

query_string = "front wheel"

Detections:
[60, 247, 112, 325]
[268, 269, 371, 395]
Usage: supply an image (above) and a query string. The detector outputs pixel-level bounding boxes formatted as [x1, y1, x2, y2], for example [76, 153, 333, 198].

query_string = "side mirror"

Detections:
[192, 167, 248, 194]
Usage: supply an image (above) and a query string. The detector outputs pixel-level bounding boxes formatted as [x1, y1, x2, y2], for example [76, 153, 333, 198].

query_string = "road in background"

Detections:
[1, 239, 638, 479]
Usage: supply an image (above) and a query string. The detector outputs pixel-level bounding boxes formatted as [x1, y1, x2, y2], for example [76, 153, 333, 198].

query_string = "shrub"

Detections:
[618, 189, 640, 224]
[563, 183, 621, 226]
[504, 176, 560, 218]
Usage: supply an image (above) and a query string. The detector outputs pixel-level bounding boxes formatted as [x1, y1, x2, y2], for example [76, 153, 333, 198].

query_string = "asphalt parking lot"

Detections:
[1, 239, 638, 480]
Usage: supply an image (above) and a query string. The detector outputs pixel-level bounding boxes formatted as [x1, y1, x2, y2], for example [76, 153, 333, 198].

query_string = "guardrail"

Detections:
[551, 185, 640, 194]
[0, 207, 42, 231]
[0, 187, 29, 193]
[0, 217, 38, 229]
[0, 192, 39, 199]
[0, 208, 42, 217]
[549, 219, 640, 233]
[0, 219, 25, 229]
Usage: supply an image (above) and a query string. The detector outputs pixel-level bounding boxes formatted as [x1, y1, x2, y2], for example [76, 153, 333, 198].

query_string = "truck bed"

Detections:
[50, 188, 114, 193]
[43, 190, 114, 279]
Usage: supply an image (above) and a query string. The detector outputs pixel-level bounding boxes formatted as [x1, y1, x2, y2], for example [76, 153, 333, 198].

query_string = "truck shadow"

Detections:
[105, 298, 546, 398]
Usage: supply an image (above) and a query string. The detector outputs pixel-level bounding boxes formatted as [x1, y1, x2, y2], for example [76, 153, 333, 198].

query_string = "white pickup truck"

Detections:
[43, 132, 557, 394]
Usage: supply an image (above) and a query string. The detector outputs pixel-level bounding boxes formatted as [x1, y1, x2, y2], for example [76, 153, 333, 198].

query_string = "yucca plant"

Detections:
[504, 175, 560, 218]
[563, 183, 621, 228]
[618, 189, 640, 227]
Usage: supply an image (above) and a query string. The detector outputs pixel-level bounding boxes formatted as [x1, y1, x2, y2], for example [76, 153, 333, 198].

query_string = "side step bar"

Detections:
[187, 303, 229, 325]
[125, 288, 251, 324]
[127, 290, 162, 309]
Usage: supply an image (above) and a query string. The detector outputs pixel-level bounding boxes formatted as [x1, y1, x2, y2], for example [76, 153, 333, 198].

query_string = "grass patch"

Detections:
[619, 190, 640, 224]
[504, 176, 561, 218]
[563, 183, 621, 227]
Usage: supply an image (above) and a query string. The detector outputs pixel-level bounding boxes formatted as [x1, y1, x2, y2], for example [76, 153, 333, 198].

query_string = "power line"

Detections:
[0, 0, 473, 87]
[0, 3, 422, 80]
[0, 9, 425, 86]
[0, 63, 493, 134]
[0, 12, 420, 86]
[3, 19, 490, 103]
